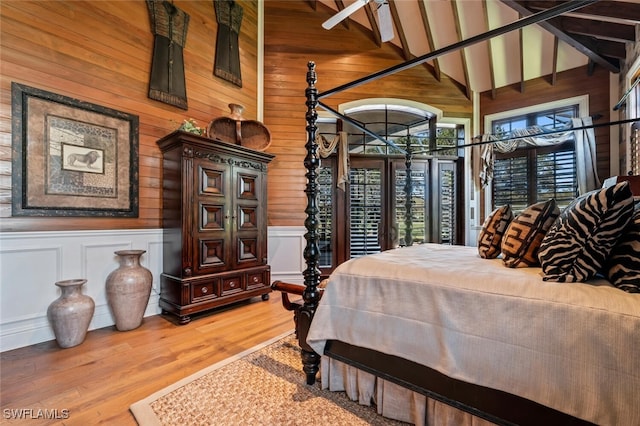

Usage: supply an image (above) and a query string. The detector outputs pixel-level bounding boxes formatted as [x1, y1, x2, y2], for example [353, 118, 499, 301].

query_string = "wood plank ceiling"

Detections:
[312, 0, 640, 98]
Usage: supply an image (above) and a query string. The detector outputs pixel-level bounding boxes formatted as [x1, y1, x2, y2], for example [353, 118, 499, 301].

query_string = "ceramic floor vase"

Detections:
[47, 279, 95, 348]
[106, 250, 153, 331]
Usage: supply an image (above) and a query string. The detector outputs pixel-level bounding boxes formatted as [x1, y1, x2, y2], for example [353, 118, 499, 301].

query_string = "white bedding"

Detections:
[306, 243, 640, 426]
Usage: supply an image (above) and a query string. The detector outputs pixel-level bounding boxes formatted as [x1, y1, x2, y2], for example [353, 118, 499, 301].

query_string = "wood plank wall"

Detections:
[0, 0, 259, 232]
[0, 1, 615, 232]
[263, 1, 473, 226]
[479, 65, 612, 183]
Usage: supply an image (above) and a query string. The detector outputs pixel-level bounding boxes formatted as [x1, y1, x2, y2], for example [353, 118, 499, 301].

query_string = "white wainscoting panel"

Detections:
[0, 226, 306, 352]
[0, 229, 163, 352]
[267, 226, 306, 285]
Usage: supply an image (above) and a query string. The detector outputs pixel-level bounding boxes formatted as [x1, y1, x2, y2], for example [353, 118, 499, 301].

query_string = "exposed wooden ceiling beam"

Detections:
[482, 0, 497, 99]
[334, 0, 351, 29]
[518, 13, 525, 93]
[363, 2, 383, 46]
[388, 0, 412, 61]
[501, 0, 621, 73]
[417, 0, 441, 82]
[571, 33, 627, 59]
[551, 36, 559, 85]
[451, 0, 471, 99]
[319, 0, 599, 99]
[559, 16, 636, 42]
[523, 0, 640, 22]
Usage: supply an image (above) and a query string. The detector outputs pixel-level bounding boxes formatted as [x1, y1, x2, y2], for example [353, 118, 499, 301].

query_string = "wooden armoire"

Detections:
[157, 131, 274, 324]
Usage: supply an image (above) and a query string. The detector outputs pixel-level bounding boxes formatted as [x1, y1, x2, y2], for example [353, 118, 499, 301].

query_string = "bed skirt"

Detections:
[321, 356, 496, 426]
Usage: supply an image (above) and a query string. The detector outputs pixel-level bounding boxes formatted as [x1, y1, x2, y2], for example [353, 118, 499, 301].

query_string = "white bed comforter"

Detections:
[306, 244, 640, 426]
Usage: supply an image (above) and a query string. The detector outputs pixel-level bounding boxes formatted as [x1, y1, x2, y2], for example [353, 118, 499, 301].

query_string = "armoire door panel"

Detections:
[237, 205, 258, 229]
[199, 238, 227, 268]
[200, 203, 225, 230]
[199, 165, 227, 196]
[237, 237, 258, 263]
[237, 172, 259, 199]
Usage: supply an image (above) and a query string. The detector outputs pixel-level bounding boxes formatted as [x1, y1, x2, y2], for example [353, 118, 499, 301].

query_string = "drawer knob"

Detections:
[229, 281, 236, 288]
[201, 286, 208, 294]
[252, 276, 259, 283]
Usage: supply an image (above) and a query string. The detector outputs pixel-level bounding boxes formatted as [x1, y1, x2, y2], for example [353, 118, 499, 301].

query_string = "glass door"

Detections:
[392, 160, 430, 246]
[348, 160, 386, 258]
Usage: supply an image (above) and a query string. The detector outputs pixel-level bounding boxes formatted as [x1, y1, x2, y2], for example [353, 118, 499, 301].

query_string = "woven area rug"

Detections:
[130, 331, 407, 425]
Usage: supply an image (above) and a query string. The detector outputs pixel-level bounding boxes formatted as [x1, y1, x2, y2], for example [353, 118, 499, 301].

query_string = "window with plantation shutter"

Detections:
[536, 147, 576, 208]
[349, 167, 382, 258]
[632, 123, 639, 175]
[315, 104, 464, 275]
[629, 73, 640, 175]
[438, 162, 456, 244]
[394, 165, 428, 246]
[491, 105, 579, 213]
[493, 143, 577, 214]
[493, 155, 529, 214]
[629, 72, 640, 175]
[317, 165, 334, 268]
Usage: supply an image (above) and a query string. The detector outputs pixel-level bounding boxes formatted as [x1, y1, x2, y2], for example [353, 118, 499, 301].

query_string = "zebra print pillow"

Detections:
[501, 199, 560, 268]
[605, 204, 640, 293]
[538, 181, 634, 283]
[478, 205, 513, 259]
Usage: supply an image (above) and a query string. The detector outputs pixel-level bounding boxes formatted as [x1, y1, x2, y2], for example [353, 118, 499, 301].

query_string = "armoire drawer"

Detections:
[221, 274, 243, 296]
[191, 280, 218, 302]
[246, 270, 268, 290]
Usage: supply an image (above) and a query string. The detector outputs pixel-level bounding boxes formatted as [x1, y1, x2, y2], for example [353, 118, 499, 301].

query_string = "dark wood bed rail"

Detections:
[324, 340, 595, 426]
[271, 280, 324, 312]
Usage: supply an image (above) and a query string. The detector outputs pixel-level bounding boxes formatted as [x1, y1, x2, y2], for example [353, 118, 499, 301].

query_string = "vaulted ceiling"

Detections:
[312, 0, 640, 97]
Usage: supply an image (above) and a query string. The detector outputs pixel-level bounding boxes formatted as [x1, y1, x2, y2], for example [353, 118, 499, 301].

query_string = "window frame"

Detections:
[483, 96, 589, 215]
[315, 100, 467, 275]
[626, 63, 640, 175]
[492, 140, 577, 213]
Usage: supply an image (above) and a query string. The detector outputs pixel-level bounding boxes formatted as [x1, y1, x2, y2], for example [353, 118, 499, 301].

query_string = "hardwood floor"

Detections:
[0, 292, 297, 425]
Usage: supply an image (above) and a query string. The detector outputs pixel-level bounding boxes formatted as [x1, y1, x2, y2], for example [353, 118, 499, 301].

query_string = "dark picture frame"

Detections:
[11, 83, 139, 217]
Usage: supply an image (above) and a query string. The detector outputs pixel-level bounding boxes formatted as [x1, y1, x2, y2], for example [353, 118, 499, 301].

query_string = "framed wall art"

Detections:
[11, 82, 139, 217]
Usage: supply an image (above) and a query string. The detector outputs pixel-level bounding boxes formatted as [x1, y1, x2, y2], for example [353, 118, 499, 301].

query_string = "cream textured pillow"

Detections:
[477, 205, 513, 259]
[501, 199, 560, 268]
[539, 181, 634, 282]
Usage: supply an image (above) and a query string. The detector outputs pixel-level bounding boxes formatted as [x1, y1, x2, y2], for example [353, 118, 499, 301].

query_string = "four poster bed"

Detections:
[271, 2, 639, 425]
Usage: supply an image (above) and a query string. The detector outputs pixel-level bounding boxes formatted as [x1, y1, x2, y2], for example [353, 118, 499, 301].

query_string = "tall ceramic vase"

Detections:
[105, 250, 153, 331]
[47, 279, 95, 348]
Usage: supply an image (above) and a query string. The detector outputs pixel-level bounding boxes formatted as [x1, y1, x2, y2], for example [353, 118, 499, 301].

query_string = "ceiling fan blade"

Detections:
[322, 0, 369, 30]
[378, 2, 394, 42]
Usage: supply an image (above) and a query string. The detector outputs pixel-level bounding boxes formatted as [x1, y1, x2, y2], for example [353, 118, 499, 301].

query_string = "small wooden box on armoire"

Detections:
[157, 131, 274, 324]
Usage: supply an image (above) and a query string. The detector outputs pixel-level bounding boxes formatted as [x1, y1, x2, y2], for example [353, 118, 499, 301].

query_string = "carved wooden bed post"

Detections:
[270, 62, 324, 385]
[297, 61, 322, 384]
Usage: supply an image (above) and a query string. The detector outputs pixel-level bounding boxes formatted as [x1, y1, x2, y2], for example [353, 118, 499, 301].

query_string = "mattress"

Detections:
[306, 243, 640, 425]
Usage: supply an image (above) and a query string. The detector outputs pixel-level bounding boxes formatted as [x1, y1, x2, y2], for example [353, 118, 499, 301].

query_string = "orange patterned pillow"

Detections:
[477, 205, 513, 259]
[501, 199, 560, 268]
